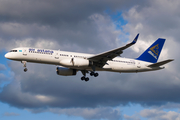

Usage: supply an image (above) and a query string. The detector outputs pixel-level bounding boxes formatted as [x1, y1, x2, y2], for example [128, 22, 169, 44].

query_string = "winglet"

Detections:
[131, 33, 139, 44]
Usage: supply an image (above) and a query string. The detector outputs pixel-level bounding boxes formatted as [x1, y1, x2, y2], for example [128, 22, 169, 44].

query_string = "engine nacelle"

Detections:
[60, 58, 92, 67]
[56, 67, 77, 76]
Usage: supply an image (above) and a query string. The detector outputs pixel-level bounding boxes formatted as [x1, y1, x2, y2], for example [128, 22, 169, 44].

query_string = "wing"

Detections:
[88, 34, 139, 67]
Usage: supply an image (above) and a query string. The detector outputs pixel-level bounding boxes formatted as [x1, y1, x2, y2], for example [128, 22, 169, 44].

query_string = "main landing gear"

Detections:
[90, 71, 99, 77]
[81, 70, 89, 82]
[21, 61, 28, 72]
[81, 70, 99, 82]
[81, 76, 89, 82]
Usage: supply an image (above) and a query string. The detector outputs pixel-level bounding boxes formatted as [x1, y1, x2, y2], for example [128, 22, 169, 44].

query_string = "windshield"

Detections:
[10, 50, 17, 52]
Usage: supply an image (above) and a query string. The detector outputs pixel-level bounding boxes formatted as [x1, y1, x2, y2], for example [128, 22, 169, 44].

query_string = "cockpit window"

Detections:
[10, 50, 17, 52]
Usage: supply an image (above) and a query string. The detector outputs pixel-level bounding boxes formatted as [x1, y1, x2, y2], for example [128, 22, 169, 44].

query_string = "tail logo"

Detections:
[150, 44, 159, 56]
[148, 44, 159, 59]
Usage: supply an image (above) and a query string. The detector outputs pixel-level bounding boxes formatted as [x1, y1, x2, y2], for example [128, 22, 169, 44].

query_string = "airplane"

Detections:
[4, 34, 174, 82]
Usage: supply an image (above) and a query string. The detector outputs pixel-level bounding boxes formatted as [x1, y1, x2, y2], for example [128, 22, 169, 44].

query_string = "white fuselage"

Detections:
[5, 47, 163, 73]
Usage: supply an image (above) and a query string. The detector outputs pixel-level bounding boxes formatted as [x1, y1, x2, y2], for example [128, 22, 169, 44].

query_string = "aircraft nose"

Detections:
[5, 53, 10, 59]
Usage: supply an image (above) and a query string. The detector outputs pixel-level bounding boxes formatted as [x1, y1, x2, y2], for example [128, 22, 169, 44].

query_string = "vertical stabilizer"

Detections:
[136, 38, 165, 63]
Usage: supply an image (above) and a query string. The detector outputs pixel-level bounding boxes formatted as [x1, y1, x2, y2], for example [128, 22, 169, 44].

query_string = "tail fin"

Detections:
[136, 38, 166, 63]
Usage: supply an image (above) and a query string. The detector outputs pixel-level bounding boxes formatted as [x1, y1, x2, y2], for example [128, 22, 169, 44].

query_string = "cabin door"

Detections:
[23, 48, 27, 56]
[54, 51, 59, 59]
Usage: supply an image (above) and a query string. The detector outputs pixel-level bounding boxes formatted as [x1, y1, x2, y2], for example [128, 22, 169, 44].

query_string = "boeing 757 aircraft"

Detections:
[5, 34, 174, 81]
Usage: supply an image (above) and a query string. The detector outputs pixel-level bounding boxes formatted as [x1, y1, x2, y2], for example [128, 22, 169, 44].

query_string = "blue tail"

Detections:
[136, 38, 166, 63]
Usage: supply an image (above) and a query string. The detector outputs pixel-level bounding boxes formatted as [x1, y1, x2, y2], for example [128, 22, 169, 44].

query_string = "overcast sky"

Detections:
[0, 0, 179, 120]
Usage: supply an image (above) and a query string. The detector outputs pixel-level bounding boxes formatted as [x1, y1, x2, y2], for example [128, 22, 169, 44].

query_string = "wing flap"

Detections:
[147, 59, 174, 67]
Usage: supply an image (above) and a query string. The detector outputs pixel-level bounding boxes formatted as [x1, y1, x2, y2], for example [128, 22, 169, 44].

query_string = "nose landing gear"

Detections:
[24, 68, 28, 72]
[21, 61, 28, 72]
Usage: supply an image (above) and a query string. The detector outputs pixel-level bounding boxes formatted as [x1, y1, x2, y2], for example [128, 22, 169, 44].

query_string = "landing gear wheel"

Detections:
[81, 76, 89, 82]
[90, 72, 99, 77]
[81, 76, 85, 81]
[94, 73, 99, 77]
[85, 77, 89, 82]
[24, 68, 28, 72]
[90, 72, 94, 76]
[90, 71, 95, 76]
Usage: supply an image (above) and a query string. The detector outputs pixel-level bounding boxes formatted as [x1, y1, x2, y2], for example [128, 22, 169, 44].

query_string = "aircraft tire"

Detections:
[94, 73, 98, 77]
[81, 76, 85, 81]
[90, 72, 94, 76]
[85, 77, 89, 82]
[24, 68, 28, 72]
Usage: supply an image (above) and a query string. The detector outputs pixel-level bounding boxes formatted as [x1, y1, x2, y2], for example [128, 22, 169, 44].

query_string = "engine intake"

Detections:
[56, 67, 77, 76]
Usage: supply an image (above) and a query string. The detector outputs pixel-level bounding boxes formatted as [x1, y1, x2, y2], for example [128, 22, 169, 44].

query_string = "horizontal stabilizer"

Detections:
[148, 59, 174, 67]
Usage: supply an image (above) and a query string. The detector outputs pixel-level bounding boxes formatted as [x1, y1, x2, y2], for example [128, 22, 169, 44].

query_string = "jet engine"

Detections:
[56, 67, 77, 76]
[60, 58, 92, 67]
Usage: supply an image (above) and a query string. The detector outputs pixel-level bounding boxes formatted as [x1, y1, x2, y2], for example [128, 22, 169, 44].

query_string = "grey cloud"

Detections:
[0, 60, 179, 109]
[124, 114, 140, 120]
[0, 0, 180, 119]
[0, 64, 6, 71]
[44, 107, 121, 120]
[124, 107, 180, 120]
[0, 74, 7, 85]
[0, 14, 124, 54]
[0, 0, 146, 53]
[2, 112, 19, 117]
[154, 102, 180, 110]
[123, 0, 180, 43]
[25, 107, 121, 120]
[0, 0, 145, 25]
[0, 0, 179, 110]
[0, 64, 11, 91]
[140, 109, 180, 120]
